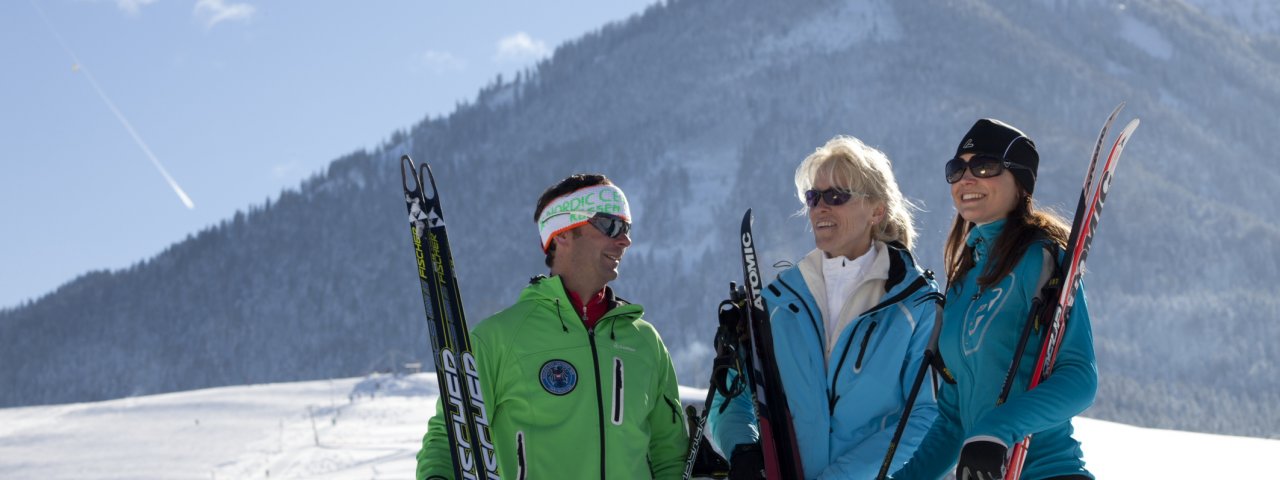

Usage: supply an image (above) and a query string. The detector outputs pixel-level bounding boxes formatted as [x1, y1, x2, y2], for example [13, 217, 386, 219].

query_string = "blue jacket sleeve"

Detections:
[969, 283, 1097, 446]
[817, 297, 941, 479]
[890, 373, 962, 480]
[707, 368, 758, 458]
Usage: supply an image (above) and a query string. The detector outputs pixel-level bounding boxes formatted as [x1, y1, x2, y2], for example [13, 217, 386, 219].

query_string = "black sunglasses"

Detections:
[945, 154, 1028, 184]
[804, 188, 862, 208]
[586, 212, 631, 238]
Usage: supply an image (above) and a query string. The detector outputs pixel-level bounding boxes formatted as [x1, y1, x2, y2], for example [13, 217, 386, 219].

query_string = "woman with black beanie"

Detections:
[892, 119, 1096, 480]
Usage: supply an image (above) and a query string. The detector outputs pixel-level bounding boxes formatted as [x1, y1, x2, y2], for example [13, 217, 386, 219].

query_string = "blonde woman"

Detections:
[709, 136, 940, 478]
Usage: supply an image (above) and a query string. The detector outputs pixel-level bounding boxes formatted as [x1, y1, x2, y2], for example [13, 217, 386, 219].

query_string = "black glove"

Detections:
[956, 439, 1008, 480]
[729, 442, 765, 480]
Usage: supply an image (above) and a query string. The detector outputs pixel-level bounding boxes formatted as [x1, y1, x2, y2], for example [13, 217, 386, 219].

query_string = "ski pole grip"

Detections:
[728, 281, 743, 302]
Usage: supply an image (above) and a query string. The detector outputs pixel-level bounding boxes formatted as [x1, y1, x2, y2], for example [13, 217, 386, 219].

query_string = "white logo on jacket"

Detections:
[963, 278, 1012, 355]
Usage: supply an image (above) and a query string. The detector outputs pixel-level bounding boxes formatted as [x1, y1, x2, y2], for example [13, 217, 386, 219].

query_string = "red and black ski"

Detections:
[1001, 110, 1140, 479]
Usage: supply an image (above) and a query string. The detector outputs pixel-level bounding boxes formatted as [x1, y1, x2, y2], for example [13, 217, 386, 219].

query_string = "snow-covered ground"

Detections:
[0, 374, 1274, 479]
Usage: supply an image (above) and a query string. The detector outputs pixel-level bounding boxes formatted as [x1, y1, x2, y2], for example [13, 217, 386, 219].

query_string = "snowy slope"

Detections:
[0, 374, 1274, 479]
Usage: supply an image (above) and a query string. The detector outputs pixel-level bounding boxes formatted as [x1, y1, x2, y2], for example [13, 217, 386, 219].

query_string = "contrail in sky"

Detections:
[29, 0, 196, 210]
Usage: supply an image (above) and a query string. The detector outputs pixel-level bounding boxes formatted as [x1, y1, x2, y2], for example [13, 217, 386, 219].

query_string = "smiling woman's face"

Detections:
[950, 153, 1021, 225]
[808, 173, 883, 259]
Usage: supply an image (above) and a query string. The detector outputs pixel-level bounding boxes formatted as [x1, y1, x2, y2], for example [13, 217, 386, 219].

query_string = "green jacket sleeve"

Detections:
[648, 334, 691, 479]
[417, 396, 455, 480]
[416, 331, 500, 480]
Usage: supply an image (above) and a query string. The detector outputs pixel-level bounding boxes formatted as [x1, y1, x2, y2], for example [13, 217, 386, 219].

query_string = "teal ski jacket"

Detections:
[894, 219, 1097, 479]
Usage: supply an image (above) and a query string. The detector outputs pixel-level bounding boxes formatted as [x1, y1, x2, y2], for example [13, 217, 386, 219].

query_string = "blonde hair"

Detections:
[794, 135, 918, 250]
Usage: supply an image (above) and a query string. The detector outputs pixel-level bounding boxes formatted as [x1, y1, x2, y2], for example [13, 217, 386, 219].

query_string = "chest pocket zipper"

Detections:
[853, 321, 878, 373]
[611, 357, 625, 425]
[516, 431, 528, 480]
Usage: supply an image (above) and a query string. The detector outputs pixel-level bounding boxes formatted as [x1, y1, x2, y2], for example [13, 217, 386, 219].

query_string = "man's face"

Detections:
[558, 221, 631, 286]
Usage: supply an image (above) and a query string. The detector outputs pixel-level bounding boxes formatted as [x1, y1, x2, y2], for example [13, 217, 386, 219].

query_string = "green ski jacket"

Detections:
[417, 275, 688, 479]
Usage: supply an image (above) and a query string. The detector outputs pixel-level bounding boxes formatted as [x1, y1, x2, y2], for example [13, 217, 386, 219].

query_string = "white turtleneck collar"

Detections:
[821, 245, 877, 349]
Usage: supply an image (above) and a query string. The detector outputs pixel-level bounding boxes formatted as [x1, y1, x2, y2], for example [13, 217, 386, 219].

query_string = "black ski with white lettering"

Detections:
[735, 210, 804, 479]
[685, 211, 804, 479]
[400, 155, 499, 480]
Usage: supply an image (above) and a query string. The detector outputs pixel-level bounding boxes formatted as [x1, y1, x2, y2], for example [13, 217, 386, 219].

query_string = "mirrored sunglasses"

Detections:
[945, 154, 1028, 184]
[586, 212, 631, 238]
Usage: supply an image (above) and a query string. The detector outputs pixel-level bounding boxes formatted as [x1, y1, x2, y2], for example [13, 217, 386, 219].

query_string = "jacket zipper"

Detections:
[611, 357, 624, 425]
[854, 321, 878, 370]
[515, 431, 528, 480]
[663, 395, 681, 423]
[588, 325, 607, 479]
[828, 316, 869, 414]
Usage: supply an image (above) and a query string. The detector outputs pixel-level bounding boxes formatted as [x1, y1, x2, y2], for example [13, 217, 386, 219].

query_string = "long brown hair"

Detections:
[944, 195, 1070, 290]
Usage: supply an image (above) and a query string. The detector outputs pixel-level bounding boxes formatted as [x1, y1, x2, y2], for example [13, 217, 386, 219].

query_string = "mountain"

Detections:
[1183, 0, 1280, 36]
[2, 0, 1277, 438]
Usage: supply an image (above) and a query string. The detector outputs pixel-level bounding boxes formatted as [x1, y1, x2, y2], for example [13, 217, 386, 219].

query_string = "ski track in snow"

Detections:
[0, 373, 1275, 479]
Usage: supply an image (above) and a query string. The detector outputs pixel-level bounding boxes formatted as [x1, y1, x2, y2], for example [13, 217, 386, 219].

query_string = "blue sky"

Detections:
[0, 0, 658, 309]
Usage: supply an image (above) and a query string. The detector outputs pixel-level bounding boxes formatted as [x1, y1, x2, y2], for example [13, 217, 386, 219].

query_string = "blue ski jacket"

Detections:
[708, 241, 940, 479]
[894, 219, 1097, 480]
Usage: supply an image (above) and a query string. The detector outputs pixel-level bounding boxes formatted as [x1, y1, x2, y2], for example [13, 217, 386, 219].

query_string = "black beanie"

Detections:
[955, 118, 1039, 195]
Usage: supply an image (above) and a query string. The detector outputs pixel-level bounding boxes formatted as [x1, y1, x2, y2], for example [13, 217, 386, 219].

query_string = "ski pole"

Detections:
[876, 292, 950, 480]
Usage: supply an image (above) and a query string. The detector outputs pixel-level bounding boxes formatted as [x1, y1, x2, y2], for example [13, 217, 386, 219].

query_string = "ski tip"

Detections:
[1116, 118, 1140, 147]
[1118, 118, 1140, 138]
[420, 161, 439, 199]
[742, 208, 753, 224]
[400, 155, 418, 193]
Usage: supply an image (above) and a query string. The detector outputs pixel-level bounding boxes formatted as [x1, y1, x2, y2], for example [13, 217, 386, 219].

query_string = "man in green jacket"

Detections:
[417, 174, 689, 479]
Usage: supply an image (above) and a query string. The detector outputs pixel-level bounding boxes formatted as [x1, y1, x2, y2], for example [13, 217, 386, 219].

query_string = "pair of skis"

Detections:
[400, 155, 499, 480]
[996, 106, 1139, 479]
[684, 211, 804, 480]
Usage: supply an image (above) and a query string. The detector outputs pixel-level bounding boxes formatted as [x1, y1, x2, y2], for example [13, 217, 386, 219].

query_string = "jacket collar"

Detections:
[523, 275, 638, 322]
[796, 241, 890, 312]
[783, 240, 928, 307]
[965, 218, 1008, 264]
